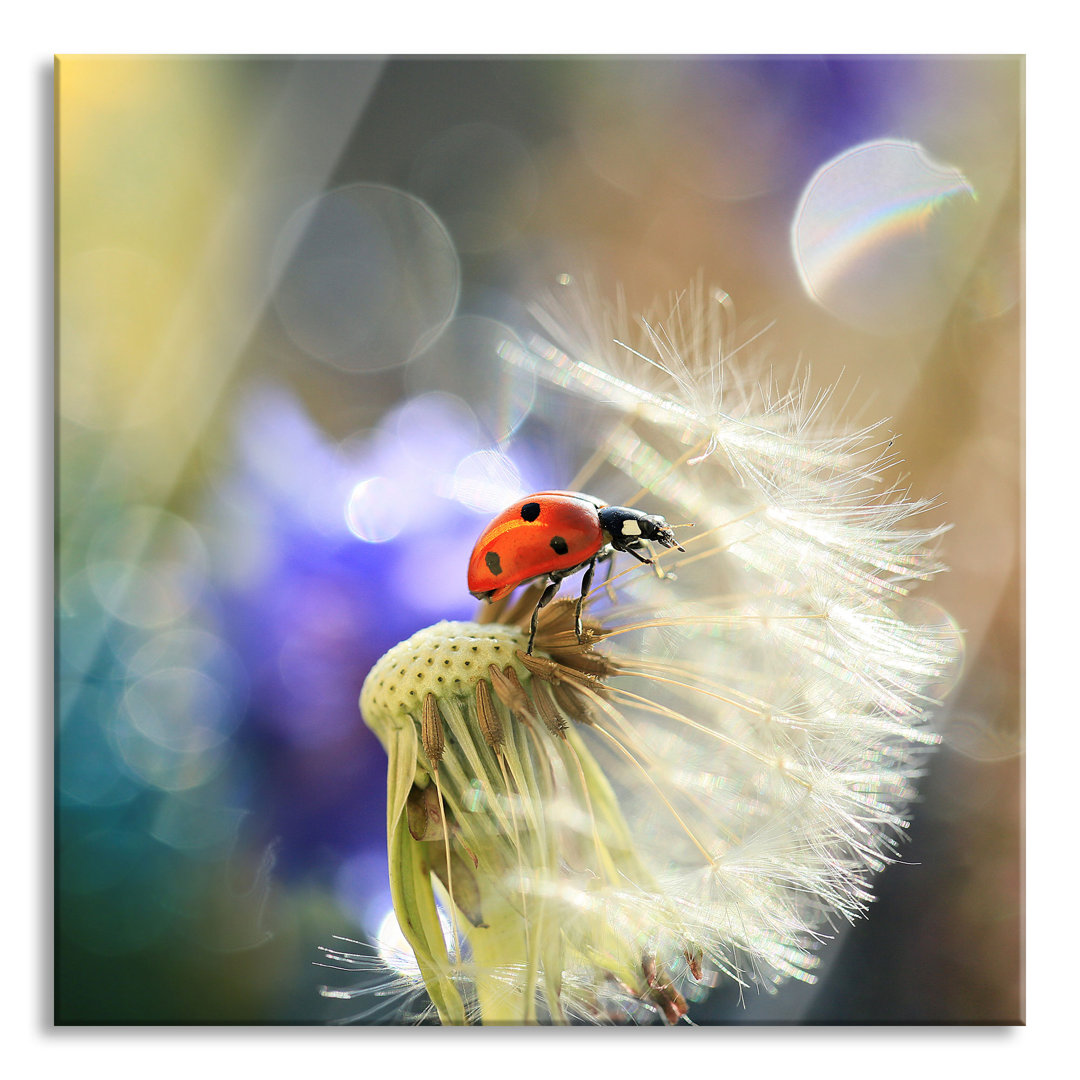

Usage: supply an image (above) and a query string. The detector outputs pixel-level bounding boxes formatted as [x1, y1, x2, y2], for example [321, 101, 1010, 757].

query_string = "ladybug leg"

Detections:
[639, 540, 675, 580]
[624, 542, 676, 581]
[623, 543, 654, 567]
[575, 557, 598, 642]
[600, 550, 619, 603]
[527, 577, 561, 656]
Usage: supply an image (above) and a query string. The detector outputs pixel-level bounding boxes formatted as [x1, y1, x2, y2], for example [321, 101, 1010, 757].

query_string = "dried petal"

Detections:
[421, 692, 445, 769]
[474, 676, 504, 750]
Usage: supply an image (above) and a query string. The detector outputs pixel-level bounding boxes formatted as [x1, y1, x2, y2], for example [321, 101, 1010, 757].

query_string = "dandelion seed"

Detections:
[336, 281, 960, 1025]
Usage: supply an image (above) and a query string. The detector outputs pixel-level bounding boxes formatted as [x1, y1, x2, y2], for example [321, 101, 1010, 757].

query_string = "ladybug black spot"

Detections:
[550, 535, 569, 556]
[520, 502, 541, 522]
[485, 550, 503, 576]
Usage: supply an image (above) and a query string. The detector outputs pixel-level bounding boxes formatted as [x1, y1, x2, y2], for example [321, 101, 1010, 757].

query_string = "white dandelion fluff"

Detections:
[335, 280, 960, 1025]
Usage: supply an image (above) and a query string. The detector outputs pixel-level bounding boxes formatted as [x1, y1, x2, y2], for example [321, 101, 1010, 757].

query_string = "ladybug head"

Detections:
[597, 506, 685, 553]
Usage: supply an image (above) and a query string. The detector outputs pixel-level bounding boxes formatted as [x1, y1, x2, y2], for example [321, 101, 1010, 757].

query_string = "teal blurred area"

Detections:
[55, 56, 1022, 1024]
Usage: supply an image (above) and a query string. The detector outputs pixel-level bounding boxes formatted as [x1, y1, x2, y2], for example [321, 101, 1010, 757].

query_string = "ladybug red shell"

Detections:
[467, 491, 606, 602]
[468, 491, 685, 654]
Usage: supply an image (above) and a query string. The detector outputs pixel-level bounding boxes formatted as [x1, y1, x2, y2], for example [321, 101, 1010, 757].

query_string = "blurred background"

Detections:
[55, 55, 1022, 1024]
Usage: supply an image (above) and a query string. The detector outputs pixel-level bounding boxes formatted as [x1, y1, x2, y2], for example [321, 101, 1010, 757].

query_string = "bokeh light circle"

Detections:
[390, 392, 482, 474]
[405, 315, 536, 444]
[345, 476, 406, 543]
[86, 506, 209, 629]
[451, 449, 526, 513]
[122, 667, 234, 754]
[271, 183, 460, 373]
[792, 140, 979, 335]
[109, 713, 228, 793]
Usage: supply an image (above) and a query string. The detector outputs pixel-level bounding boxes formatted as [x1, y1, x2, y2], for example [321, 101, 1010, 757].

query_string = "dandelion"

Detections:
[325, 280, 960, 1025]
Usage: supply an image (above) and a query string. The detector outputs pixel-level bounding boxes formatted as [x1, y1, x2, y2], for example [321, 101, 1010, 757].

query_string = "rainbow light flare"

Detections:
[792, 139, 976, 301]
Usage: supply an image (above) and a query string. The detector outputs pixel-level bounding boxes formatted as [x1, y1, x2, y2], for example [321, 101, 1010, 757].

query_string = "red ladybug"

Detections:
[468, 490, 685, 654]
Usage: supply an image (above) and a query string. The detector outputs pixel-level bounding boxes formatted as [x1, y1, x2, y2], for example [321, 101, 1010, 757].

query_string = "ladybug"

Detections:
[467, 491, 685, 654]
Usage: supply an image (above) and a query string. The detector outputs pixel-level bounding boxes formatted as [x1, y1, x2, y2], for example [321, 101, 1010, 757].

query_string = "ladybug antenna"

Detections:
[664, 523, 693, 554]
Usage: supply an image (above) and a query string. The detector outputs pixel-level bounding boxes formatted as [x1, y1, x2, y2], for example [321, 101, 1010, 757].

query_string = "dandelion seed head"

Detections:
[336, 280, 960, 1025]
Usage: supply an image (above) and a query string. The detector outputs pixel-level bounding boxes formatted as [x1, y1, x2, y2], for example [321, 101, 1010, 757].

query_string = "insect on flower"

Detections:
[329, 279, 961, 1026]
[466, 490, 686, 655]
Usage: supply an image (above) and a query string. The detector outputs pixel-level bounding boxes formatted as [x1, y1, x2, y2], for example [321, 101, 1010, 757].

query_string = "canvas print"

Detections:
[55, 55, 1022, 1025]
